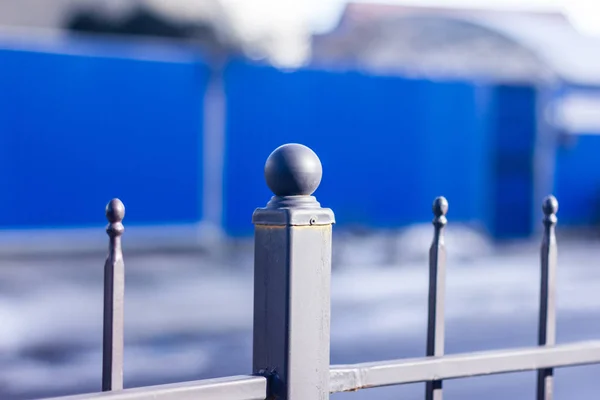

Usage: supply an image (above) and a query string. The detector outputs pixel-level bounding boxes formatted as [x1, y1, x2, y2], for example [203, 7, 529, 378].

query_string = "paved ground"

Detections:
[0, 230, 598, 400]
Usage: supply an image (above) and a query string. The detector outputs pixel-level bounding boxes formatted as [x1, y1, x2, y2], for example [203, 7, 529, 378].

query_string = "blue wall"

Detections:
[486, 84, 538, 239]
[0, 45, 208, 229]
[223, 61, 492, 236]
[551, 86, 600, 227]
[0, 42, 564, 238]
[554, 135, 600, 226]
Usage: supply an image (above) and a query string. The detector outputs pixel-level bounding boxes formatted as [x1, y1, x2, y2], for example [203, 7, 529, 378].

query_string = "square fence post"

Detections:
[252, 143, 335, 400]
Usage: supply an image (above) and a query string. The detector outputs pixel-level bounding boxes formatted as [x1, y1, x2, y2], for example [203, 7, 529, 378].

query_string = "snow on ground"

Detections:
[0, 228, 598, 399]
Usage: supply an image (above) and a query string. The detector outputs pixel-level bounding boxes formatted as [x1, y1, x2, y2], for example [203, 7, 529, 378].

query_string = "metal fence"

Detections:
[45, 143, 600, 400]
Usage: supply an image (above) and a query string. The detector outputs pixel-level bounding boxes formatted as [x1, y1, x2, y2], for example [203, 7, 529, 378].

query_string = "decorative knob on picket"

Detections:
[106, 198, 125, 237]
[264, 143, 323, 197]
[542, 195, 558, 226]
[432, 196, 448, 228]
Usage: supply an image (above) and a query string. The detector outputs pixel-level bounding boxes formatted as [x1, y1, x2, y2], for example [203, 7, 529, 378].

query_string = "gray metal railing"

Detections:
[43, 143, 600, 400]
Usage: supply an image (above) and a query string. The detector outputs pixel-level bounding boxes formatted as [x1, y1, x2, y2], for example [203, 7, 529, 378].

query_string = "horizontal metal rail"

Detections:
[329, 341, 600, 393]
[47, 341, 600, 399]
[44, 375, 267, 400]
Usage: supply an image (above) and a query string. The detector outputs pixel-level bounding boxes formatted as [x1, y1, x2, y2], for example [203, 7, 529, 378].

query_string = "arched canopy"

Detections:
[471, 13, 600, 87]
[314, 9, 600, 87]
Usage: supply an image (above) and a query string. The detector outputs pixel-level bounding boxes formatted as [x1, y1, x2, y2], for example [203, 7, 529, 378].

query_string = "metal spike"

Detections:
[102, 198, 125, 391]
[426, 196, 448, 400]
[537, 195, 558, 400]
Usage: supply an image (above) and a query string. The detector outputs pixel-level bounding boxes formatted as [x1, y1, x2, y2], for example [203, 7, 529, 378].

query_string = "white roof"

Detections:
[323, 5, 600, 86]
[462, 13, 600, 86]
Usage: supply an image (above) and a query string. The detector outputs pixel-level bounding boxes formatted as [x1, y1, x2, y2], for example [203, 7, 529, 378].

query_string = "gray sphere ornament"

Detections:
[264, 143, 323, 197]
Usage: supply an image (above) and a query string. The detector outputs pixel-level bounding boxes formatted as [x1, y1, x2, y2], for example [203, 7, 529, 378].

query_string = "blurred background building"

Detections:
[3, 1, 600, 399]
[2, 0, 600, 248]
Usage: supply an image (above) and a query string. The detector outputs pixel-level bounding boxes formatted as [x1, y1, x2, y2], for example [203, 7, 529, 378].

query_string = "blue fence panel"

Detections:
[223, 60, 489, 237]
[0, 43, 208, 229]
[551, 86, 600, 227]
[554, 134, 600, 226]
[420, 81, 491, 228]
[486, 84, 538, 239]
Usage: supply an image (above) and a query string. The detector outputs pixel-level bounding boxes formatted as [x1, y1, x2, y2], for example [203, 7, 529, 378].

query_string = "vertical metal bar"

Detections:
[252, 144, 335, 400]
[103, 198, 125, 391]
[425, 197, 448, 400]
[537, 195, 558, 400]
[202, 64, 226, 231]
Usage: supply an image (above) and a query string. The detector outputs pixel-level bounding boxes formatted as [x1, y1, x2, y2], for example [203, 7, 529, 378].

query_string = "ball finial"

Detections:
[432, 196, 449, 218]
[264, 143, 323, 197]
[542, 195, 558, 216]
[106, 198, 125, 223]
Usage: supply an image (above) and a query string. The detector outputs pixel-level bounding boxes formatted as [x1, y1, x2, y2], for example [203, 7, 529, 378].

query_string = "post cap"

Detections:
[264, 143, 323, 197]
